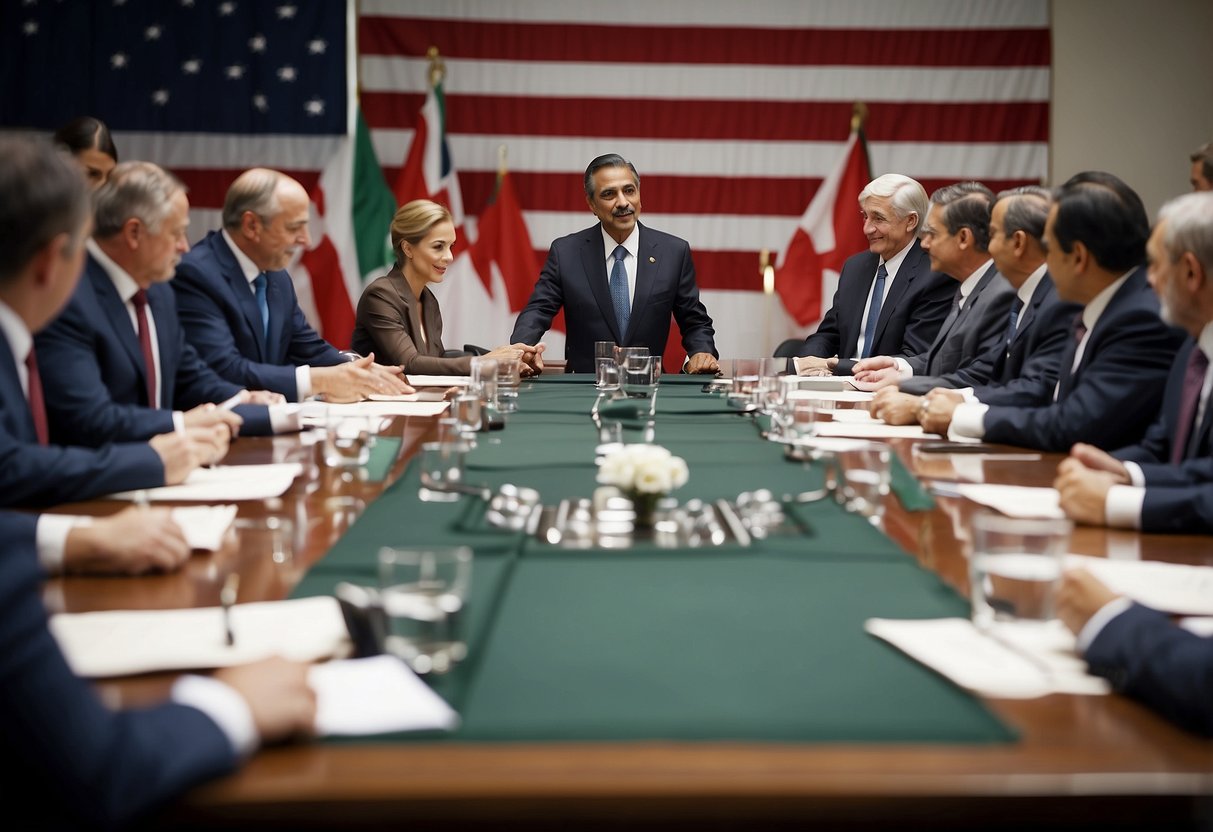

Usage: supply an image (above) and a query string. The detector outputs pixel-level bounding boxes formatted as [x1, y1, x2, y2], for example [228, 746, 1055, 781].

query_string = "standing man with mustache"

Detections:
[510, 154, 719, 373]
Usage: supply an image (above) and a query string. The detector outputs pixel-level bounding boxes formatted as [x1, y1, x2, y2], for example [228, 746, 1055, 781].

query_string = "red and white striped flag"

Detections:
[359, 0, 1049, 357]
[775, 130, 872, 327]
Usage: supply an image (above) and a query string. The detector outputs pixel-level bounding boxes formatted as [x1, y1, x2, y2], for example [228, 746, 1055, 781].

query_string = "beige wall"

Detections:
[1051, 0, 1213, 215]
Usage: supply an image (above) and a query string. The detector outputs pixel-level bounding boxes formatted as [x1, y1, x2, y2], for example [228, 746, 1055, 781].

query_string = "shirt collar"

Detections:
[1017, 263, 1049, 306]
[881, 238, 915, 280]
[1197, 321, 1213, 360]
[0, 299, 32, 371]
[958, 259, 994, 303]
[86, 238, 142, 303]
[222, 228, 263, 284]
[1081, 270, 1135, 332]
[601, 224, 640, 262]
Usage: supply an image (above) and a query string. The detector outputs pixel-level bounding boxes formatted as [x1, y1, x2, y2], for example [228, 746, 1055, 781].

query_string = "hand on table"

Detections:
[64, 507, 190, 575]
[851, 356, 902, 388]
[870, 388, 920, 425]
[215, 656, 317, 744]
[1056, 568, 1120, 636]
[686, 352, 720, 374]
[1054, 457, 1120, 526]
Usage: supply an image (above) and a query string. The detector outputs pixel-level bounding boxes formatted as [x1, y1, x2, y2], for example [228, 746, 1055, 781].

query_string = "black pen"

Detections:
[221, 573, 239, 647]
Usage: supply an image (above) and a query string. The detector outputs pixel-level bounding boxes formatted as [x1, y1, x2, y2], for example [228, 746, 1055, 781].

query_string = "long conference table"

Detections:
[50, 373, 1213, 830]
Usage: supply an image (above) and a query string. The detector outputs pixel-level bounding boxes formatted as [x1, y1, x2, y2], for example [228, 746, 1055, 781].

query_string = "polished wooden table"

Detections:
[49, 390, 1213, 831]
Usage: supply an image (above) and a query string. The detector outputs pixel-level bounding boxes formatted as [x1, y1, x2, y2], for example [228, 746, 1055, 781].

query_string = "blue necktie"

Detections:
[252, 273, 270, 342]
[1004, 297, 1025, 348]
[860, 263, 888, 358]
[609, 245, 630, 338]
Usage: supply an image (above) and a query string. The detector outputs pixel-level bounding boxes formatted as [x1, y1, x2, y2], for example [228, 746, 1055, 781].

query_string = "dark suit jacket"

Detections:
[1085, 602, 1213, 737]
[35, 255, 271, 445]
[982, 269, 1185, 451]
[1113, 339, 1212, 469]
[351, 266, 472, 375]
[899, 262, 1016, 393]
[970, 274, 1083, 407]
[795, 239, 955, 375]
[0, 334, 164, 509]
[0, 512, 237, 829]
[509, 223, 717, 373]
[173, 231, 346, 399]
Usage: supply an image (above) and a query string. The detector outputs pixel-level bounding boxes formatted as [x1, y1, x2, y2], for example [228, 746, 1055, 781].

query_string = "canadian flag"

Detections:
[775, 130, 872, 327]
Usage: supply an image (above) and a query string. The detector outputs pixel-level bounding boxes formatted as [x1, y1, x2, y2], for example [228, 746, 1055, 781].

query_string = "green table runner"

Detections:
[297, 375, 1012, 745]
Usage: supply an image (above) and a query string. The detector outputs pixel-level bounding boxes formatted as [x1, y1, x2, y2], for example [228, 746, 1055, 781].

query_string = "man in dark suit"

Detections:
[0, 137, 207, 509]
[173, 168, 412, 401]
[1054, 191, 1213, 533]
[926, 171, 1184, 451]
[861, 183, 1016, 421]
[888, 188, 1082, 428]
[791, 173, 954, 376]
[510, 154, 719, 374]
[1057, 567, 1213, 737]
[0, 510, 317, 829]
[36, 161, 282, 446]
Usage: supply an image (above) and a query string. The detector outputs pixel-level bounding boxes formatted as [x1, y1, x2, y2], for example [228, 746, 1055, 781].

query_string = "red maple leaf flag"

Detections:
[775, 131, 872, 327]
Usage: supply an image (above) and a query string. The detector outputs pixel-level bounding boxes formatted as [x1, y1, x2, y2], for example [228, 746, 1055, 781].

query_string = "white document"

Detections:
[404, 374, 471, 388]
[50, 596, 350, 678]
[1065, 554, 1213, 616]
[310, 655, 460, 736]
[171, 505, 238, 551]
[827, 408, 875, 423]
[105, 464, 303, 502]
[786, 389, 876, 403]
[327, 401, 450, 418]
[955, 483, 1064, 519]
[866, 617, 1110, 698]
[368, 391, 449, 402]
[813, 422, 971, 441]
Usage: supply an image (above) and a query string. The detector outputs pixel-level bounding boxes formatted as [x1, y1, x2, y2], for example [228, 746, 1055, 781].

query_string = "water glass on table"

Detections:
[470, 355, 499, 411]
[969, 514, 1072, 630]
[322, 413, 373, 468]
[377, 545, 472, 675]
[494, 349, 523, 413]
[835, 441, 891, 525]
[417, 440, 471, 502]
[621, 354, 661, 416]
[595, 341, 620, 389]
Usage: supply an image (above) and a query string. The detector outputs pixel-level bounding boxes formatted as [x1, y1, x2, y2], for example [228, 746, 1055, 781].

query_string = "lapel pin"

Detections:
[648, 256, 656, 263]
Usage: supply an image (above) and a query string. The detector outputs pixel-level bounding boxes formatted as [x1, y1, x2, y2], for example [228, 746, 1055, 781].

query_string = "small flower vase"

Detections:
[629, 491, 661, 530]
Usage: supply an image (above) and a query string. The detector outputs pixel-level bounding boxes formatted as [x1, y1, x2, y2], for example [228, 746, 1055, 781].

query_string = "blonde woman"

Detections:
[352, 200, 541, 374]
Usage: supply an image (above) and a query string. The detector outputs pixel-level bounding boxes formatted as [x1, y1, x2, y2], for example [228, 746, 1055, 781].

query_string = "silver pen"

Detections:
[221, 573, 240, 647]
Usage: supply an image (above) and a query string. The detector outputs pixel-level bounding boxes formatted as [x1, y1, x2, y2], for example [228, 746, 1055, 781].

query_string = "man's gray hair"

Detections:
[930, 181, 996, 252]
[994, 185, 1051, 243]
[1157, 191, 1213, 276]
[93, 161, 185, 238]
[858, 174, 928, 234]
[583, 154, 640, 200]
[222, 168, 282, 229]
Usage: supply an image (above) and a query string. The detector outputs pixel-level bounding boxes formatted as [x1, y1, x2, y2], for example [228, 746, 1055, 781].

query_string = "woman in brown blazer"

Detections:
[352, 200, 539, 374]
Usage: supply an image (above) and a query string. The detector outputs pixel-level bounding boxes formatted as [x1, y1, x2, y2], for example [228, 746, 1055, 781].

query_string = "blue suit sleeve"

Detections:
[1085, 603, 1213, 736]
[0, 512, 237, 828]
[510, 243, 564, 345]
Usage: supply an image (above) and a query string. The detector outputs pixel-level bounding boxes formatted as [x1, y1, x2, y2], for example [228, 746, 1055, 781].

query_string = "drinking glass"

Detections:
[494, 349, 523, 412]
[969, 514, 1072, 630]
[595, 340, 619, 389]
[470, 356, 499, 411]
[378, 546, 472, 674]
[322, 414, 373, 468]
[836, 441, 891, 524]
[621, 354, 661, 415]
[450, 391, 482, 439]
[416, 440, 470, 502]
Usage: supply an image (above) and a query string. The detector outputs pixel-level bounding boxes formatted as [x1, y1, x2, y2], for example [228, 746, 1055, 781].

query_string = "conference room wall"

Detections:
[1051, 0, 1213, 216]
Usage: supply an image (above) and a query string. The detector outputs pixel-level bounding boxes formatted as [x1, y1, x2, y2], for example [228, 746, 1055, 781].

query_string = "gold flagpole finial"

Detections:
[759, 249, 775, 295]
[426, 46, 446, 87]
[497, 144, 508, 184]
[851, 101, 869, 133]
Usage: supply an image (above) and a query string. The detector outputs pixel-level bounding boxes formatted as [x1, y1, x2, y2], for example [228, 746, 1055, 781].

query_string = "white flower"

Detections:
[596, 444, 688, 495]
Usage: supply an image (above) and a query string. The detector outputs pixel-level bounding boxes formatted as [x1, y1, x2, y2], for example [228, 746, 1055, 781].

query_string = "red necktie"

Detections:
[25, 348, 48, 445]
[1171, 347, 1209, 464]
[132, 289, 158, 408]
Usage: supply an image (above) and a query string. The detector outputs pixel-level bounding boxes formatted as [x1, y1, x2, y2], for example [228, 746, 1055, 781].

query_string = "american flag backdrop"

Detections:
[2, 0, 1050, 360]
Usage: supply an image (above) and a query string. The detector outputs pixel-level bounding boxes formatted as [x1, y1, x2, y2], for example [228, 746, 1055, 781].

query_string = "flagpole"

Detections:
[759, 249, 774, 356]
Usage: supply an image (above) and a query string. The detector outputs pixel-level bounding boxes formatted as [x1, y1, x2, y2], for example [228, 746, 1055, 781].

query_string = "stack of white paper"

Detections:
[955, 483, 1065, 519]
[106, 464, 303, 502]
[327, 401, 450, 418]
[310, 655, 460, 736]
[404, 374, 471, 387]
[49, 596, 350, 677]
[814, 422, 968, 441]
[171, 505, 238, 551]
[1065, 554, 1213, 616]
[786, 389, 875, 403]
[866, 617, 1110, 698]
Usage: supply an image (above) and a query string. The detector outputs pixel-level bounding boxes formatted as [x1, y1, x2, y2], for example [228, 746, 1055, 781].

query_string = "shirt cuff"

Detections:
[1104, 484, 1145, 529]
[1123, 461, 1145, 488]
[268, 404, 303, 434]
[1076, 596, 1135, 653]
[36, 514, 86, 574]
[892, 357, 913, 379]
[172, 411, 185, 433]
[171, 674, 259, 758]
[954, 387, 977, 403]
[948, 402, 988, 440]
[295, 365, 311, 402]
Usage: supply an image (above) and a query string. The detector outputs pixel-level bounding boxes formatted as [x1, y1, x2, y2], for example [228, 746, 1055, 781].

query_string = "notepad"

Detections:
[310, 655, 460, 736]
[50, 596, 350, 677]
[105, 464, 303, 502]
[955, 483, 1064, 519]
[1065, 554, 1213, 616]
